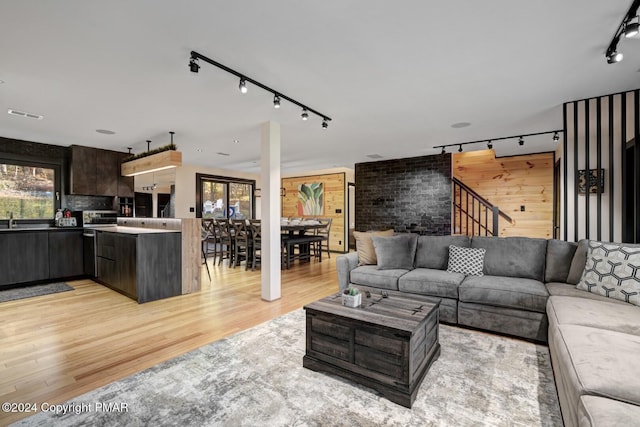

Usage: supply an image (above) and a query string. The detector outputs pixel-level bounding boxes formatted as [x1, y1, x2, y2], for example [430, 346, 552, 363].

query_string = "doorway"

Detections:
[553, 159, 561, 239]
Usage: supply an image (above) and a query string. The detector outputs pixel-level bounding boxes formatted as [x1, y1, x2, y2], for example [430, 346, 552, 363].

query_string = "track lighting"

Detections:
[433, 129, 562, 154]
[239, 78, 248, 94]
[625, 17, 639, 38]
[605, 1, 640, 64]
[189, 57, 200, 73]
[188, 51, 332, 127]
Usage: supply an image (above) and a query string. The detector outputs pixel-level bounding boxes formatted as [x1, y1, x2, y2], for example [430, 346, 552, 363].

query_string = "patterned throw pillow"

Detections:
[577, 241, 640, 306]
[447, 245, 485, 276]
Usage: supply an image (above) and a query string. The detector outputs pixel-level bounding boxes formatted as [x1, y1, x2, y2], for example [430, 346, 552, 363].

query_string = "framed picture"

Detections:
[577, 169, 605, 194]
[297, 182, 324, 215]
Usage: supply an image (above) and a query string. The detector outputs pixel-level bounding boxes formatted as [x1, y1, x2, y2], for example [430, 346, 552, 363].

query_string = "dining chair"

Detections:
[216, 218, 233, 266]
[232, 219, 250, 269]
[248, 219, 262, 271]
[200, 221, 212, 281]
[202, 218, 217, 263]
[314, 218, 332, 259]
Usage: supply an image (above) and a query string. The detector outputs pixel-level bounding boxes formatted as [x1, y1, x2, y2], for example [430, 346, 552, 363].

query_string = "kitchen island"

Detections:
[95, 226, 181, 303]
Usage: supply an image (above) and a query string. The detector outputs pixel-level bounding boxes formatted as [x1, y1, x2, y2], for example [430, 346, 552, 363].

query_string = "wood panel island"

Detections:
[95, 226, 182, 303]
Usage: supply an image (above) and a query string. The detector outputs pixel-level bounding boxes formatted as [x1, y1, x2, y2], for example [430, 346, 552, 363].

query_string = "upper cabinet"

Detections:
[70, 145, 134, 197]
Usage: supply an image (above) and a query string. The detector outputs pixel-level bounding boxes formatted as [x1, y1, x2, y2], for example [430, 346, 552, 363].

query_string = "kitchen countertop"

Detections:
[0, 226, 84, 233]
[92, 226, 180, 234]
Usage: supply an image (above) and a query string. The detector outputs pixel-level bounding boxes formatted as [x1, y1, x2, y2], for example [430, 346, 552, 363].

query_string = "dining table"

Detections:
[280, 220, 327, 268]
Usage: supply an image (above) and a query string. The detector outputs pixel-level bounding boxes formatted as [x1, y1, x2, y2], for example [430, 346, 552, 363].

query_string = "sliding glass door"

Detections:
[197, 174, 255, 219]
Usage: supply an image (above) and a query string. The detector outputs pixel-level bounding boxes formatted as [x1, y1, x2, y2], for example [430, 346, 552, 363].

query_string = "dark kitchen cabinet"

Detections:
[70, 145, 131, 196]
[48, 230, 84, 279]
[0, 232, 49, 287]
[117, 153, 135, 198]
[70, 145, 97, 195]
[95, 229, 180, 303]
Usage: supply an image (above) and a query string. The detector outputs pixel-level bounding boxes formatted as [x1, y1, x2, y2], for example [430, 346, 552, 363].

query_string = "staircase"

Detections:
[452, 177, 514, 237]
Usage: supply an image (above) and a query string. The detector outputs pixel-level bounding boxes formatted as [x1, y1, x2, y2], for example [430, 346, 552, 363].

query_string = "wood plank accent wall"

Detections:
[453, 150, 554, 238]
[281, 172, 346, 253]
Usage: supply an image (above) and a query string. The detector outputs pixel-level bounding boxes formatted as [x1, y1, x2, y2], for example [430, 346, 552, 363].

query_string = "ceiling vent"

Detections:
[366, 154, 383, 159]
[8, 109, 43, 120]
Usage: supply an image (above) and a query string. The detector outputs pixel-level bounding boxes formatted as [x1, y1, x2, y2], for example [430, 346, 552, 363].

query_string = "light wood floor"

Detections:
[0, 256, 339, 424]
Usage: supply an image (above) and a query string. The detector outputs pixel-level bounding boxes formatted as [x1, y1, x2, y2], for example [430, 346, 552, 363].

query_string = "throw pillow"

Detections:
[447, 245, 486, 276]
[353, 229, 394, 265]
[577, 241, 640, 306]
[371, 234, 418, 270]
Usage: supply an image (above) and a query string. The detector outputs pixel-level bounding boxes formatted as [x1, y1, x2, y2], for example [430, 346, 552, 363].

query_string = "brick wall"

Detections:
[355, 154, 452, 235]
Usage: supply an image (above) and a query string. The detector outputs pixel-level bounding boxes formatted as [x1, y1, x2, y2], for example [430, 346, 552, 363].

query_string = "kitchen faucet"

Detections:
[8, 211, 16, 229]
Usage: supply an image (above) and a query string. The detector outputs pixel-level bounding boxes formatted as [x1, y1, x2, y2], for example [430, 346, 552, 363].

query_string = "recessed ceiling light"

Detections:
[216, 152, 230, 156]
[233, 139, 239, 144]
[196, 148, 203, 152]
[8, 109, 43, 120]
[451, 122, 471, 128]
[96, 129, 116, 135]
[0, 80, 4, 84]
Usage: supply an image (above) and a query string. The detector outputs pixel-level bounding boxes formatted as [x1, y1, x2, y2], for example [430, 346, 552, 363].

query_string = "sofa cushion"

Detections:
[353, 229, 394, 265]
[545, 239, 578, 283]
[414, 235, 470, 270]
[551, 325, 640, 411]
[459, 275, 548, 313]
[446, 245, 485, 276]
[349, 265, 406, 291]
[545, 282, 627, 305]
[566, 239, 590, 284]
[547, 295, 640, 336]
[371, 234, 417, 270]
[398, 268, 465, 299]
[578, 395, 640, 427]
[577, 241, 640, 306]
[471, 236, 547, 281]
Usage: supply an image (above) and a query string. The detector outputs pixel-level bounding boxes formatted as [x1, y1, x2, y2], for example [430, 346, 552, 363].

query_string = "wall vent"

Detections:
[366, 154, 383, 159]
[8, 109, 44, 120]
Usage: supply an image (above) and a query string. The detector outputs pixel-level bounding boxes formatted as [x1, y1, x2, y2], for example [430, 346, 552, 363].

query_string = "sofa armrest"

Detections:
[336, 252, 359, 291]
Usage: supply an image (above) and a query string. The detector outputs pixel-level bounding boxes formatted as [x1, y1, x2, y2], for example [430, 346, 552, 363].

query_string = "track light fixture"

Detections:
[188, 50, 332, 128]
[605, 0, 640, 64]
[239, 78, 248, 94]
[441, 147, 446, 155]
[433, 129, 563, 154]
[189, 57, 200, 73]
[625, 16, 639, 38]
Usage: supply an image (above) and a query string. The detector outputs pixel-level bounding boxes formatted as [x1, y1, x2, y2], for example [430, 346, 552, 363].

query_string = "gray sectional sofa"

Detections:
[336, 235, 640, 427]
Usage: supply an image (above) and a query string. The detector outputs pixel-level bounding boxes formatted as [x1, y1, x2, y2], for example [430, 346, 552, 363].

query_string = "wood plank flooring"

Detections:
[0, 256, 339, 424]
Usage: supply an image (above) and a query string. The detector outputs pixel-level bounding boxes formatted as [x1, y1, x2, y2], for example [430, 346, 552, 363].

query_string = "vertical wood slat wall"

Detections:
[562, 89, 640, 243]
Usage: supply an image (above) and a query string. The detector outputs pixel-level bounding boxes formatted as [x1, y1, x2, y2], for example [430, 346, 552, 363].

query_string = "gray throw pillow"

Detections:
[447, 245, 485, 276]
[371, 234, 418, 270]
[577, 241, 640, 306]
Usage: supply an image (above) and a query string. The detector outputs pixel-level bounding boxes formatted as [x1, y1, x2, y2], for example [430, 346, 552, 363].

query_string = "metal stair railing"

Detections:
[452, 177, 514, 236]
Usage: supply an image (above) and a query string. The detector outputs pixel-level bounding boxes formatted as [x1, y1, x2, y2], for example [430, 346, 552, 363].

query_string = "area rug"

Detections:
[14, 310, 562, 427]
[0, 282, 73, 303]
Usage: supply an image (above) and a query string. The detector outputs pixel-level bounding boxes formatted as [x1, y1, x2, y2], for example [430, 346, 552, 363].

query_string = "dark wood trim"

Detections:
[563, 103, 568, 241]
[635, 89, 640, 243]
[596, 97, 602, 241]
[584, 100, 590, 239]
[573, 101, 579, 242]
[195, 173, 256, 219]
[608, 94, 614, 241]
[621, 95, 628, 242]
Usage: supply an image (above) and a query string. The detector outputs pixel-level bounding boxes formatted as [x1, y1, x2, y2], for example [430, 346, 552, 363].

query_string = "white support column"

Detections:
[260, 121, 282, 301]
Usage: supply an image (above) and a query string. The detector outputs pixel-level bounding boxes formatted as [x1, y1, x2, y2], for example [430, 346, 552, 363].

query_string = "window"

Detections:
[197, 174, 255, 219]
[1, 162, 57, 220]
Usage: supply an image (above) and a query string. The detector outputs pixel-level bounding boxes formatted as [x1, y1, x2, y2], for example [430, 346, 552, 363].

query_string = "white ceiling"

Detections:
[1, 1, 639, 174]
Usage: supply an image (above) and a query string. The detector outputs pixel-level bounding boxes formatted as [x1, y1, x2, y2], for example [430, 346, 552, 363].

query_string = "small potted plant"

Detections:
[342, 287, 361, 308]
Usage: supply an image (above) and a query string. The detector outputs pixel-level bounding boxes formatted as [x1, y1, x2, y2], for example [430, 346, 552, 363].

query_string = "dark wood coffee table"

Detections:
[303, 291, 440, 408]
